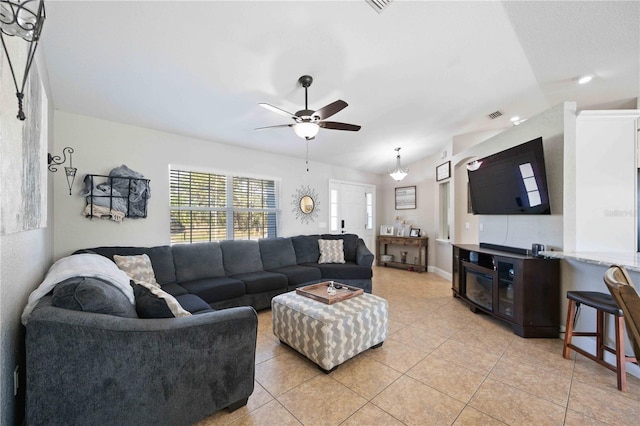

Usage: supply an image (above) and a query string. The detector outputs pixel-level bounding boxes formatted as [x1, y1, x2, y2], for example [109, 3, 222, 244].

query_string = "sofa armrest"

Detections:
[26, 297, 257, 426]
[356, 238, 374, 267]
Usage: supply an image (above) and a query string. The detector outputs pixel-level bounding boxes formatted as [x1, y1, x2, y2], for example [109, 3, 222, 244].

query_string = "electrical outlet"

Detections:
[13, 366, 19, 396]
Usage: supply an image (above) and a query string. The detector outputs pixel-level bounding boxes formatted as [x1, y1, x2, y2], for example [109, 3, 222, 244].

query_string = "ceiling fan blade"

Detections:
[319, 121, 361, 131]
[259, 103, 297, 119]
[312, 100, 348, 120]
[254, 124, 294, 131]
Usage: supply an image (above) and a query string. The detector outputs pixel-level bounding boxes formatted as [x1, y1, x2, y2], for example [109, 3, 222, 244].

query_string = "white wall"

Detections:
[52, 111, 382, 259]
[0, 47, 54, 424]
[378, 151, 440, 273]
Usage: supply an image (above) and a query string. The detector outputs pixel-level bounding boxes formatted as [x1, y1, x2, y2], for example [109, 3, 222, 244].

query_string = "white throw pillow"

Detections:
[114, 254, 160, 288]
[318, 239, 346, 264]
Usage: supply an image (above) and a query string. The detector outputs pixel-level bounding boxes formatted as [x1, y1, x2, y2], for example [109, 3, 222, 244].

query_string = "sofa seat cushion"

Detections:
[175, 294, 215, 314]
[301, 262, 373, 280]
[159, 283, 189, 297]
[179, 277, 245, 303]
[259, 237, 297, 269]
[52, 277, 137, 318]
[267, 265, 322, 286]
[231, 271, 288, 294]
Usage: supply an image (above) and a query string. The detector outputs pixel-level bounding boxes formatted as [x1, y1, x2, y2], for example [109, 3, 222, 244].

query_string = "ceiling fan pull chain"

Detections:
[306, 140, 310, 172]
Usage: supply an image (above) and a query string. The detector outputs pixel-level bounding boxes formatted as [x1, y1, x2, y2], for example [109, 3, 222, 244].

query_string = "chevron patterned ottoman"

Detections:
[271, 291, 388, 372]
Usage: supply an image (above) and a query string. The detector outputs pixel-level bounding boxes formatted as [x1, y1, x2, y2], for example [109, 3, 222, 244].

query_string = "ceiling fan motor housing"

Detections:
[298, 75, 313, 88]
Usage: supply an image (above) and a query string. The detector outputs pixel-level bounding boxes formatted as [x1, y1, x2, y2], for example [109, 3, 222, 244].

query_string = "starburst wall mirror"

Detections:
[292, 185, 319, 224]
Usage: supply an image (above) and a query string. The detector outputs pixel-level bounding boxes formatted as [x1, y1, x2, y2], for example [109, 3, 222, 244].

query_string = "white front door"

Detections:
[328, 180, 376, 253]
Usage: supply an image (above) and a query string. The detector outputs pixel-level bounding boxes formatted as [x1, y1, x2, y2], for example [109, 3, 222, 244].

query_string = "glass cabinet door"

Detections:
[496, 261, 515, 318]
[465, 267, 494, 311]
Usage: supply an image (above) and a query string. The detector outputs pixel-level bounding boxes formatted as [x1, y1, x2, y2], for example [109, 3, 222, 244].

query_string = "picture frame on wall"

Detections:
[380, 225, 394, 236]
[436, 161, 451, 182]
[410, 228, 421, 237]
[395, 186, 416, 210]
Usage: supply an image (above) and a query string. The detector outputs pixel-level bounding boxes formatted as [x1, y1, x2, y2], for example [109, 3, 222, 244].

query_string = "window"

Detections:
[170, 169, 278, 243]
[330, 189, 339, 232]
[439, 182, 450, 240]
[365, 192, 373, 230]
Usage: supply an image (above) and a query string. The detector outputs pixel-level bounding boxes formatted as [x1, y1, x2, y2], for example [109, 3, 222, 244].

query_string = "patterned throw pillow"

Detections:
[114, 254, 160, 288]
[131, 281, 191, 318]
[318, 239, 346, 264]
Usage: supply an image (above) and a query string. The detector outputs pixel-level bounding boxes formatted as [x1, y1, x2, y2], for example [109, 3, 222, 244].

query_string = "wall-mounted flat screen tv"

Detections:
[467, 137, 551, 215]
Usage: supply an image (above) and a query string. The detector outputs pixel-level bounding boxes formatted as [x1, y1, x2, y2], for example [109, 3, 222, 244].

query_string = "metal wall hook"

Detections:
[48, 146, 77, 195]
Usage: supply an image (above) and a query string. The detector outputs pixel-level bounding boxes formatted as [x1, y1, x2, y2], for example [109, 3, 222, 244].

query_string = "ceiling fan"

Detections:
[256, 75, 361, 140]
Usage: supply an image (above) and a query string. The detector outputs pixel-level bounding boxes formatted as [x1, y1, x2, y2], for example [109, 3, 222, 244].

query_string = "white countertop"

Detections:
[539, 251, 640, 272]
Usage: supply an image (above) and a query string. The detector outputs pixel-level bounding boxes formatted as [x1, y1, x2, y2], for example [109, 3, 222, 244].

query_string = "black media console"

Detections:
[452, 244, 560, 338]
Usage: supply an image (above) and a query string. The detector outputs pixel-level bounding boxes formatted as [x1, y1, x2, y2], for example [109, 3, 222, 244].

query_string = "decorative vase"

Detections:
[400, 251, 408, 264]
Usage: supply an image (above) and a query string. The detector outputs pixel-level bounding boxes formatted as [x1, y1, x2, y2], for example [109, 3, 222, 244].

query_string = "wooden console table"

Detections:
[376, 235, 428, 273]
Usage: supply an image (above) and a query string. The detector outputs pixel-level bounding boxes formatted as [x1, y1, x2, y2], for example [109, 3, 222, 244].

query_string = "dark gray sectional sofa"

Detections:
[25, 234, 373, 426]
[77, 233, 374, 312]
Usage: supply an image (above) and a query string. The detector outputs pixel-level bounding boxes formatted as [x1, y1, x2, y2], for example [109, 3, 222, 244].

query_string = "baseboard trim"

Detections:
[430, 266, 452, 281]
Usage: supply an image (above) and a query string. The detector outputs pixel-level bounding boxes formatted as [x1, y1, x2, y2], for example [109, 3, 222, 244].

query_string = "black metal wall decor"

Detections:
[48, 146, 77, 195]
[0, 0, 46, 120]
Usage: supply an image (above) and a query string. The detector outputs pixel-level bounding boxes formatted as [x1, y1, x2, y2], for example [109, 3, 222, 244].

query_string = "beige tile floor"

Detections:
[198, 266, 640, 425]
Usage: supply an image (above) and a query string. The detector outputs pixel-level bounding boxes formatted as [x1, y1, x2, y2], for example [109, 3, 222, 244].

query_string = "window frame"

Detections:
[170, 167, 280, 243]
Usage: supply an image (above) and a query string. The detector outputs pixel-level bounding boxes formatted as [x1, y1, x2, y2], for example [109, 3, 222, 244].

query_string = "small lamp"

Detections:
[0, 0, 46, 120]
[48, 147, 77, 195]
[389, 147, 408, 181]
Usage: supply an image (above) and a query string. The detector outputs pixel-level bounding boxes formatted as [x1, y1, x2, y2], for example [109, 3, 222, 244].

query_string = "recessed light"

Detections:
[578, 75, 593, 84]
[510, 116, 520, 122]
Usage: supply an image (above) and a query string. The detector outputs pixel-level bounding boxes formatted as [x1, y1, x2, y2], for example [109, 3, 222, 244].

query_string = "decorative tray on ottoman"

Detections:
[296, 281, 363, 304]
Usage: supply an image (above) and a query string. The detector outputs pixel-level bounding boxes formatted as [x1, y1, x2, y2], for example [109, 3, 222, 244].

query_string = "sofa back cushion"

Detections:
[52, 276, 138, 318]
[220, 240, 263, 275]
[321, 234, 359, 262]
[291, 235, 320, 264]
[172, 242, 225, 282]
[259, 238, 297, 269]
[75, 246, 177, 285]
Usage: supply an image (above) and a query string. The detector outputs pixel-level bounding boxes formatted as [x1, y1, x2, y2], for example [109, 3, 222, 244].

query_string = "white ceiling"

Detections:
[40, 0, 639, 175]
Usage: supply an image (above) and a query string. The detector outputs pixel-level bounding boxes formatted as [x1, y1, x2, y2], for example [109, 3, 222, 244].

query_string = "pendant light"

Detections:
[389, 147, 408, 181]
[0, 0, 46, 120]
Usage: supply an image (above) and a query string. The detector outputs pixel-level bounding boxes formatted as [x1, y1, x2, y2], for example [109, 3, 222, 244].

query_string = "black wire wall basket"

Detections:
[83, 174, 150, 219]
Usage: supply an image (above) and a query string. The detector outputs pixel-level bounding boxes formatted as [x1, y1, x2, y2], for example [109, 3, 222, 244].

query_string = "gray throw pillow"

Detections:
[52, 277, 138, 318]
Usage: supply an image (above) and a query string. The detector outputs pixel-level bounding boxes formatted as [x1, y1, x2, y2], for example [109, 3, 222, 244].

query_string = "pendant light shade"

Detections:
[389, 147, 408, 181]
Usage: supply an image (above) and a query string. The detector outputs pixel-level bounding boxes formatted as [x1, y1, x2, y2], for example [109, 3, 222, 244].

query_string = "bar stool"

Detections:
[563, 291, 637, 392]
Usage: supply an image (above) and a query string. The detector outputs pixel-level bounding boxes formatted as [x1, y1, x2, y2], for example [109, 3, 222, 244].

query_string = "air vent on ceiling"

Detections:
[366, 0, 393, 14]
[487, 110, 503, 120]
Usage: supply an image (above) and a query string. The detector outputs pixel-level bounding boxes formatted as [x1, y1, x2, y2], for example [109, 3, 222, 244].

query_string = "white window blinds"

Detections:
[170, 169, 278, 243]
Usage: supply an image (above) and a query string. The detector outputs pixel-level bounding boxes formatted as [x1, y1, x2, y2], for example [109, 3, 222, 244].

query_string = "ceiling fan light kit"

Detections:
[293, 122, 320, 140]
[256, 75, 361, 141]
[389, 147, 409, 181]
